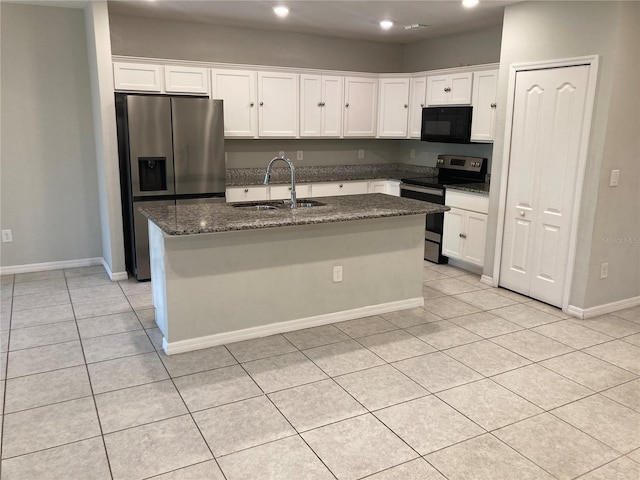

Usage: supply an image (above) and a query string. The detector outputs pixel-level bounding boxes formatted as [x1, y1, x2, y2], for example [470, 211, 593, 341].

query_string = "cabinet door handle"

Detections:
[345, 103, 349, 108]
[420, 103, 425, 108]
[404, 104, 408, 108]
[339, 184, 344, 188]
[244, 188, 249, 193]
[318, 102, 323, 107]
[459, 233, 467, 239]
[259, 101, 264, 106]
[520, 210, 526, 217]
[249, 102, 254, 107]
[491, 103, 497, 108]
[444, 87, 451, 92]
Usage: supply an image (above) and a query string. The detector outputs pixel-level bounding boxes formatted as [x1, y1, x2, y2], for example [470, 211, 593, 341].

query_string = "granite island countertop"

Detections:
[140, 193, 449, 236]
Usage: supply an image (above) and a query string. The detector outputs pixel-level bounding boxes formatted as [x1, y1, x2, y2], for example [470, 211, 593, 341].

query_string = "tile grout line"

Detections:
[133, 295, 232, 480]
[65, 270, 116, 480]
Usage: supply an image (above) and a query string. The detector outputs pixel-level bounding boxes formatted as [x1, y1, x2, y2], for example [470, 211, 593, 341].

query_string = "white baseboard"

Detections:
[0, 257, 104, 276]
[447, 258, 483, 275]
[102, 259, 128, 281]
[163, 297, 425, 355]
[567, 296, 640, 319]
[480, 275, 495, 287]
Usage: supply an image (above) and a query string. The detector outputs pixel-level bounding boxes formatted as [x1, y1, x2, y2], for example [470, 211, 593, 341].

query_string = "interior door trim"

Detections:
[492, 55, 599, 311]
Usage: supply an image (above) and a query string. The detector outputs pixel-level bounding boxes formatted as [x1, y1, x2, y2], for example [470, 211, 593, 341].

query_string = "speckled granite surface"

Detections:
[446, 183, 491, 195]
[226, 163, 438, 186]
[140, 193, 449, 236]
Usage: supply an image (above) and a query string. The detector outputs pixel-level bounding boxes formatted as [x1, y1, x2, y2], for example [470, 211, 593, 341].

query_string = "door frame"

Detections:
[491, 55, 599, 310]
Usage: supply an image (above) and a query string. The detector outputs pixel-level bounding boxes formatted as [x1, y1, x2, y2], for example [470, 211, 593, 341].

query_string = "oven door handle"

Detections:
[400, 184, 444, 196]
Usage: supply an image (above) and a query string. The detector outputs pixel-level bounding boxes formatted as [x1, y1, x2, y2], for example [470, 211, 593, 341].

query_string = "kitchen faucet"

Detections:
[263, 156, 297, 208]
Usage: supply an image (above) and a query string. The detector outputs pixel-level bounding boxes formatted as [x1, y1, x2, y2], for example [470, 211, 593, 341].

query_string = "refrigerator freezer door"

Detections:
[171, 98, 226, 196]
[128, 96, 175, 197]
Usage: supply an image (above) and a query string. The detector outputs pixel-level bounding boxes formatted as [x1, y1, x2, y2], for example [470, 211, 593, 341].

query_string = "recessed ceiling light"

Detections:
[273, 5, 289, 18]
[380, 20, 395, 30]
[462, 0, 479, 8]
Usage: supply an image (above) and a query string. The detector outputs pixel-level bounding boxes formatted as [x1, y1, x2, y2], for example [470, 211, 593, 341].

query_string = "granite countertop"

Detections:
[226, 163, 438, 186]
[140, 193, 449, 236]
[446, 183, 491, 195]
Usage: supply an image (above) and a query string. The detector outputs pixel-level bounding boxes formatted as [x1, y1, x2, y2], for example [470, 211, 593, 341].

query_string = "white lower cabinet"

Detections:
[442, 190, 489, 267]
[226, 186, 269, 202]
[229, 179, 401, 203]
[369, 180, 400, 196]
[269, 184, 311, 200]
[311, 180, 369, 197]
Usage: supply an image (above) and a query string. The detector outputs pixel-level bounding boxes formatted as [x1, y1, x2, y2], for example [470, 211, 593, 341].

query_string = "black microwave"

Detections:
[421, 106, 473, 144]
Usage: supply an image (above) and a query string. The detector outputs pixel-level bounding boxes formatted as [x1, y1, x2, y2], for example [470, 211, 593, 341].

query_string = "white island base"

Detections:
[149, 214, 426, 355]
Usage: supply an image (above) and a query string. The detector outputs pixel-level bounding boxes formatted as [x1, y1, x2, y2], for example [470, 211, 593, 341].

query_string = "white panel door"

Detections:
[299, 74, 323, 136]
[442, 209, 465, 259]
[448, 72, 473, 105]
[464, 211, 488, 266]
[408, 77, 427, 138]
[377, 77, 410, 138]
[343, 77, 378, 137]
[321, 75, 344, 137]
[500, 65, 589, 306]
[164, 66, 209, 95]
[471, 70, 498, 142]
[426, 75, 449, 106]
[211, 69, 258, 137]
[258, 71, 299, 137]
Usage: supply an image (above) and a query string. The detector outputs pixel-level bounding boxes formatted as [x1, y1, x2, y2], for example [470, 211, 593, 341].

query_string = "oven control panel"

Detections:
[437, 155, 486, 173]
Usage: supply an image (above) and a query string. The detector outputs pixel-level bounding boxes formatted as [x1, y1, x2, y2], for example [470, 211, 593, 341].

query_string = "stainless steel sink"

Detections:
[232, 199, 325, 210]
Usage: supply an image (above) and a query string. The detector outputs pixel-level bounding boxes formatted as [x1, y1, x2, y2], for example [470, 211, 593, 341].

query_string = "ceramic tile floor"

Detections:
[0, 263, 639, 480]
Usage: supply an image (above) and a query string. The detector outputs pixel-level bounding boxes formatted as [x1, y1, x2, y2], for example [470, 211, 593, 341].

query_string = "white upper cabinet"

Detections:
[211, 69, 258, 138]
[426, 72, 473, 105]
[408, 76, 427, 139]
[377, 77, 410, 138]
[164, 65, 209, 95]
[113, 62, 163, 92]
[300, 74, 344, 137]
[343, 76, 378, 137]
[471, 69, 498, 143]
[258, 71, 299, 137]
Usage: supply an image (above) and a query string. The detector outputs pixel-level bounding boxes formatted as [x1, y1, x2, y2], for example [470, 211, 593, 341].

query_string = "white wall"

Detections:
[84, 2, 126, 279]
[0, 3, 102, 268]
[487, 1, 639, 309]
[402, 25, 502, 73]
[109, 13, 404, 73]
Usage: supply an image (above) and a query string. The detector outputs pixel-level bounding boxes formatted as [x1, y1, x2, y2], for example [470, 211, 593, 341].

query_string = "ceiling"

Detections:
[106, 0, 519, 44]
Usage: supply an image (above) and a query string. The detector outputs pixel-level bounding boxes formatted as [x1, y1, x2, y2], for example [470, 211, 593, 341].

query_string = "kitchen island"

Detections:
[141, 194, 448, 354]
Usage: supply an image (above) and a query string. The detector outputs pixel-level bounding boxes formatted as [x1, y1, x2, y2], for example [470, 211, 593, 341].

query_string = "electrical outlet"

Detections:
[333, 265, 343, 283]
[297, 150, 303, 161]
[357, 149, 365, 160]
[610, 169, 619, 187]
[600, 262, 608, 279]
[1, 229, 12, 243]
[409, 149, 416, 159]
[278, 150, 285, 158]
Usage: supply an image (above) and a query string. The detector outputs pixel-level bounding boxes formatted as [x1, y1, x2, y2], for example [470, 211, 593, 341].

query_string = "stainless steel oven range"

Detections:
[401, 155, 487, 264]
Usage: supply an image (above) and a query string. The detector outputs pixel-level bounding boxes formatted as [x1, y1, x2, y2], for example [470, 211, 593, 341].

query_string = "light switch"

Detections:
[610, 169, 619, 187]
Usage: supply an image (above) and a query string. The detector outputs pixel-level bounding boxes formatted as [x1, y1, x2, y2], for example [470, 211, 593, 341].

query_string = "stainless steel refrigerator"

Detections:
[116, 94, 225, 280]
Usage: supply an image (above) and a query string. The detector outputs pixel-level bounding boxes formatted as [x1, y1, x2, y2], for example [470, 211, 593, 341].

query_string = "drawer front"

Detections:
[445, 190, 489, 214]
